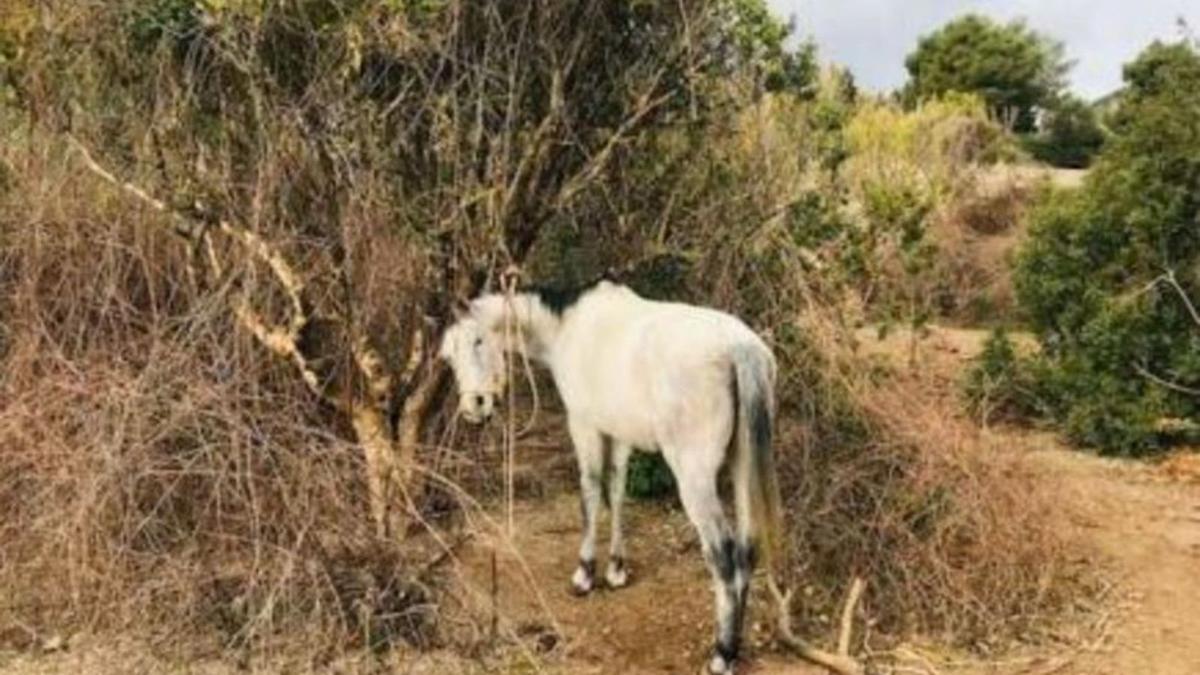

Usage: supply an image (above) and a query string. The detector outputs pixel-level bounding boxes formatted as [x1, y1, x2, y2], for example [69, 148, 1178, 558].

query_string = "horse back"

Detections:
[548, 286, 767, 448]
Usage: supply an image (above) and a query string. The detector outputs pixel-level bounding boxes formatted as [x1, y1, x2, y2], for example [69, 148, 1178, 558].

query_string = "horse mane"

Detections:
[522, 269, 626, 317]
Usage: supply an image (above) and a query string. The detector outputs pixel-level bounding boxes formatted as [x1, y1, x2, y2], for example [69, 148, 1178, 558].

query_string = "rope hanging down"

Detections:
[499, 266, 542, 536]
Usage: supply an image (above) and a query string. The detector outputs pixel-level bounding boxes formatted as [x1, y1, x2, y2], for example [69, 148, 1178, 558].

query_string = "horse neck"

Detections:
[476, 292, 561, 362]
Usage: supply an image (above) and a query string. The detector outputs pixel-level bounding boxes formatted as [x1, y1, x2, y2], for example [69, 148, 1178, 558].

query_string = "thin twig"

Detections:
[1132, 363, 1200, 397]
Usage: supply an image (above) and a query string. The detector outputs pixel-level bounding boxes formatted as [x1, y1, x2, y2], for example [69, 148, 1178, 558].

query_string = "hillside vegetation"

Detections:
[974, 40, 1200, 455]
[7, 2, 1194, 674]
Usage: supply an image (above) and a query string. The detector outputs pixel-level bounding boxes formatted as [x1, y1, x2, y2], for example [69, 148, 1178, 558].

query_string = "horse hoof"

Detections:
[605, 557, 629, 589]
[706, 653, 733, 674]
[570, 559, 595, 596]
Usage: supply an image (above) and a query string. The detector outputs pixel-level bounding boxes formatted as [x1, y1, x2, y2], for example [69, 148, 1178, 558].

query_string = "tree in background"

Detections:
[1023, 94, 1107, 168]
[1012, 39, 1200, 454]
[1114, 38, 1200, 117]
[903, 14, 1067, 132]
[722, 0, 818, 96]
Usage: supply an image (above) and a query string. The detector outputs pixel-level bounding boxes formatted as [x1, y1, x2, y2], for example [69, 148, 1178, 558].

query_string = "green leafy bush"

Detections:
[846, 93, 1013, 197]
[625, 451, 676, 500]
[1012, 39, 1200, 455]
[963, 329, 1043, 424]
[1023, 95, 1107, 168]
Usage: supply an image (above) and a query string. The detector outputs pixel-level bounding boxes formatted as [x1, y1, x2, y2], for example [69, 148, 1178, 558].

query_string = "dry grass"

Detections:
[0, 135, 464, 667]
[768, 312, 1092, 651]
[925, 166, 1049, 324]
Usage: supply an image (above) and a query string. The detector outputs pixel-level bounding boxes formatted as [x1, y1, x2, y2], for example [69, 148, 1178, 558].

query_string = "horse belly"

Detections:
[554, 354, 660, 451]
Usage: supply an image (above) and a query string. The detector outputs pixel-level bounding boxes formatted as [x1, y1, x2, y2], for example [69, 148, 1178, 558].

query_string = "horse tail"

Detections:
[731, 343, 784, 573]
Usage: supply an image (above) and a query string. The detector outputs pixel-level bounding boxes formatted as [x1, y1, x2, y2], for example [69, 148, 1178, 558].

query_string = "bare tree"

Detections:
[45, 0, 724, 536]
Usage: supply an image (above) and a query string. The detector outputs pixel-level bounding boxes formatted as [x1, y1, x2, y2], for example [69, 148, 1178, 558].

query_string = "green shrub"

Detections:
[1022, 95, 1107, 168]
[625, 451, 675, 500]
[845, 93, 1012, 198]
[963, 329, 1043, 424]
[1012, 39, 1200, 455]
[964, 329, 1017, 417]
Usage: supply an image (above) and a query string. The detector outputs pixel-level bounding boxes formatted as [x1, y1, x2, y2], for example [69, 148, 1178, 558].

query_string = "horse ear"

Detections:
[451, 296, 471, 320]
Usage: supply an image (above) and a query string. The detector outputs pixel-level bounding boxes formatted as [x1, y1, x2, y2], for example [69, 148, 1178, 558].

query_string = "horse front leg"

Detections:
[568, 417, 604, 596]
[605, 441, 633, 589]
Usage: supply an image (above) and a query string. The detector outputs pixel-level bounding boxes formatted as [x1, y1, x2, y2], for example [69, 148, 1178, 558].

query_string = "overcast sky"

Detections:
[768, 1, 1199, 100]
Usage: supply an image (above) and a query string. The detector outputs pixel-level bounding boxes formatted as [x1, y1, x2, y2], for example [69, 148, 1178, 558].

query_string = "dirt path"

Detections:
[455, 437, 1199, 675]
[857, 326, 1200, 675]
[1008, 439, 1200, 675]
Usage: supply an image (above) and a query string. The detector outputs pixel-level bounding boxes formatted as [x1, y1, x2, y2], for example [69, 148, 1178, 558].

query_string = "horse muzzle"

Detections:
[459, 392, 496, 424]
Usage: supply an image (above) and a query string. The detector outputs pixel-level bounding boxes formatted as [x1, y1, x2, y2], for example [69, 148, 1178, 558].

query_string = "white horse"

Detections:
[439, 278, 783, 674]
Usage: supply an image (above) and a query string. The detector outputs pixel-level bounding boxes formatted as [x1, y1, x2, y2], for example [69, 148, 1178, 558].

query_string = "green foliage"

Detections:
[1013, 39, 1200, 455]
[721, 0, 818, 96]
[1023, 95, 1107, 168]
[127, 0, 202, 54]
[625, 451, 676, 500]
[903, 14, 1067, 132]
[807, 66, 857, 173]
[837, 93, 1022, 327]
[863, 180, 938, 331]
[1120, 40, 1200, 107]
[963, 329, 1041, 424]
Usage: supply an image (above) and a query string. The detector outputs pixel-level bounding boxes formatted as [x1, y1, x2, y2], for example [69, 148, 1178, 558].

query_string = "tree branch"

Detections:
[768, 575, 864, 675]
[1134, 270, 1200, 397]
[1132, 363, 1200, 397]
[1144, 269, 1200, 330]
[71, 137, 335, 411]
[553, 79, 674, 210]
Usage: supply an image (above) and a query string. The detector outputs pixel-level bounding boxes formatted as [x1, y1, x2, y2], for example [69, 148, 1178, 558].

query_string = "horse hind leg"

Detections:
[669, 454, 745, 674]
[568, 418, 605, 596]
[605, 441, 633, 589]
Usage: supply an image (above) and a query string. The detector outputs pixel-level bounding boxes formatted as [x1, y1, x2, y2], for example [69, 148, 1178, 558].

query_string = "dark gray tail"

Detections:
[731, 344, 783, 571]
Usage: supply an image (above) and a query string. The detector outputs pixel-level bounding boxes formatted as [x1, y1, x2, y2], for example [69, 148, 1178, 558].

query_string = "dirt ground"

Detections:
[443, 441, 1200, 674]
[3, 326, 1198, 674]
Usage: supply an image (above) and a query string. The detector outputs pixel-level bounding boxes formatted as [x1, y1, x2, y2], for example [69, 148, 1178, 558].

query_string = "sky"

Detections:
[768, 0, 1199, 101]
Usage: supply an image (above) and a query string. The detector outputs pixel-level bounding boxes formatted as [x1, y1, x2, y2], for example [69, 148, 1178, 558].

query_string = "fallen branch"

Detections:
[768, 575, 864, 675]
[837, 576, 867, 656]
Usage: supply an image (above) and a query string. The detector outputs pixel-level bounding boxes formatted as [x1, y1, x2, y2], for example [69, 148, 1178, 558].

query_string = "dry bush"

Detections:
[929, 168, 1043, 323]
[949, 170, 1033, 236]
[0, 138, 455, 664]
[9, 0, 738, 542]
[772, 312, 1087, 646]
[835, 96, 1039, 325]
